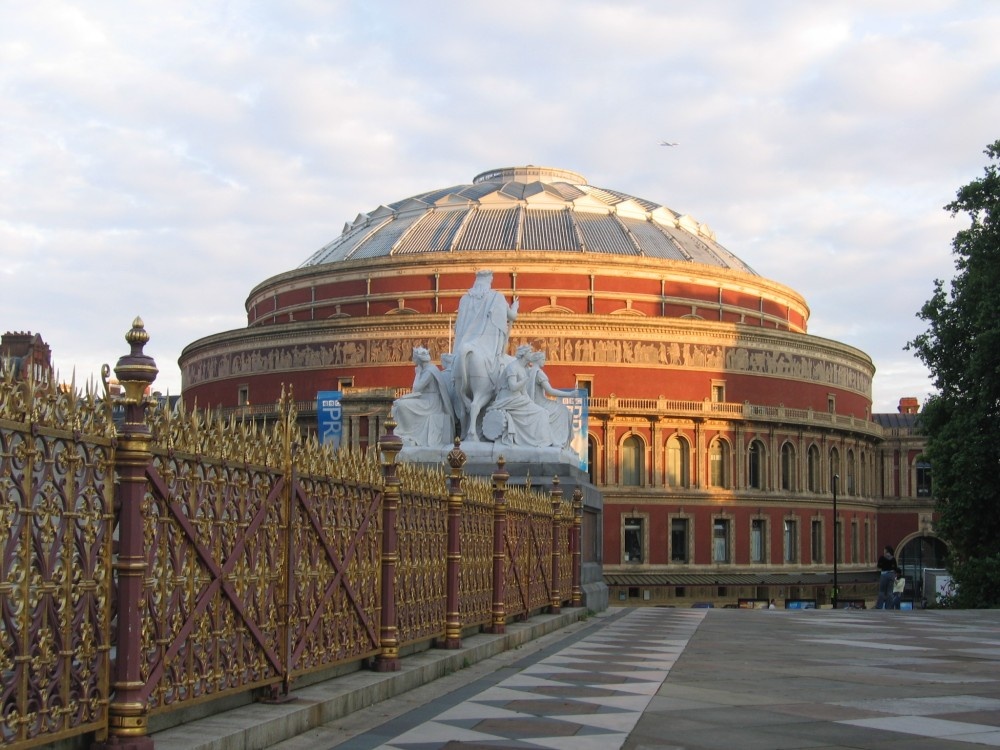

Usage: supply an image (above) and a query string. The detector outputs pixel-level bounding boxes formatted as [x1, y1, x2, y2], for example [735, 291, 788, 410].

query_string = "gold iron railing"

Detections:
[1, 320, 581, 749]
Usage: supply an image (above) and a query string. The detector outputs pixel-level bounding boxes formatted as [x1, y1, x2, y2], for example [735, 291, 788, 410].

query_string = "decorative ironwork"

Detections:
[375, 419, 402, 672]
[1, 369, 114, 748]
[288, 466, 381, 679]
[2, 321, 585, 748]
[559, 498, 575, 606]
[395, 484, 447, 647]
[138, 389, 385, 711]
[503, 482, 555, 619]
[458, 488, 494, 629]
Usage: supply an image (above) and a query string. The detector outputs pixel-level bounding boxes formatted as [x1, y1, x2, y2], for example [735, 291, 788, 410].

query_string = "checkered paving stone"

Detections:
[371, 608, 706, 750]
[768, 611, 1000, 746]
[803, 617, 1000, 747]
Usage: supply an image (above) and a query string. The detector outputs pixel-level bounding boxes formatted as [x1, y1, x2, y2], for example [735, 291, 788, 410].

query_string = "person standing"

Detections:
[875, 546, 898, 609]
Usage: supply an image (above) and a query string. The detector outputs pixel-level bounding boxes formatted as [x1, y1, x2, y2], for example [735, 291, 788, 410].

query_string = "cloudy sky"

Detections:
[3, 1, 998, 413]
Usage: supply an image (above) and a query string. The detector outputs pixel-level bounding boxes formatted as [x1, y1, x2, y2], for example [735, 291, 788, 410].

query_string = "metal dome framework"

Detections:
[300, 166, 757, 275]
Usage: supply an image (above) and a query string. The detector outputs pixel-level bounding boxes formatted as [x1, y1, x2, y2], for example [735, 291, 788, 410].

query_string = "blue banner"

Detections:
[559, 389, 589, 473]
[317, 390, 343, 449]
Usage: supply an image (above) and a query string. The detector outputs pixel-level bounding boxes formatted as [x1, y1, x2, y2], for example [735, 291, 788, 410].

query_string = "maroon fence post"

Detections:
[571, 487, 583, 607]
[375, 418, 402, 672]
[549, 476, 562, 614]
[96, 318, 157, 750]
[490, 457, 509, 634]
[442, 438, 466, 648]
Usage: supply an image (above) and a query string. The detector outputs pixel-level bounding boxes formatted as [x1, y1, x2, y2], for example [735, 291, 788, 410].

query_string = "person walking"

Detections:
[875, 546, 898, 609]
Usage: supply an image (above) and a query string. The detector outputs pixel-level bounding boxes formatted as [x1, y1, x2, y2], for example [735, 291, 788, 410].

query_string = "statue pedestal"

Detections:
[400, 442, 579, 473]
[400, 439, 593, 507]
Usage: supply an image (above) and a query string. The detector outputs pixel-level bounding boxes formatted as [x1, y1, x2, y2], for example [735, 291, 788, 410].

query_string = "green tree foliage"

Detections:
[908, 140, 1000, 607]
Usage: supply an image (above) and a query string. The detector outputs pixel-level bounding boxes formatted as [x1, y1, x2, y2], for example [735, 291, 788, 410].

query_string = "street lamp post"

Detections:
[832, 474, 839, 609]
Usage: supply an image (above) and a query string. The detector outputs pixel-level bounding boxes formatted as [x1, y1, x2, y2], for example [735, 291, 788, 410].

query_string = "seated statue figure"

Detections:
[482, 345, 554, 447]
[527, 350, 577, 449]
[392, 347, 455, 447]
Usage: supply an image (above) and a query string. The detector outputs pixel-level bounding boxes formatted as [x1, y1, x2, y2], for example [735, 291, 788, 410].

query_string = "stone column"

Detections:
[651, 419, 663, 488]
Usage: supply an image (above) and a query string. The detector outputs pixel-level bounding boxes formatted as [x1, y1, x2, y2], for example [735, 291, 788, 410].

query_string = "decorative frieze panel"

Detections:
[183, 332, 871, 396]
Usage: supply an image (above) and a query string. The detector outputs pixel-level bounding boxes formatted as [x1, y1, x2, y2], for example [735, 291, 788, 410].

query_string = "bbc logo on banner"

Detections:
[558, 389, 589, 473]
[317, 391, 343, 449]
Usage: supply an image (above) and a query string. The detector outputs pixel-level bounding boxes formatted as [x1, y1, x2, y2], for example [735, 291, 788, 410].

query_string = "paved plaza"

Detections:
[155, 607, 1000, 750]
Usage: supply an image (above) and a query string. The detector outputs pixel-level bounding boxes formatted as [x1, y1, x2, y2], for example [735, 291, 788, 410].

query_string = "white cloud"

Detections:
[1, 0, 998, 412]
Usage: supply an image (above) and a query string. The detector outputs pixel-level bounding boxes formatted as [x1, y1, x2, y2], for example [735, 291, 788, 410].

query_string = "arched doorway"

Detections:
[897, 535, 948, 605]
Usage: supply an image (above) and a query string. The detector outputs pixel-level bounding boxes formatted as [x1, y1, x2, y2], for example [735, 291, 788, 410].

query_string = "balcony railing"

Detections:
[212, 392, 884, 439]
[590, 396, 883, 437]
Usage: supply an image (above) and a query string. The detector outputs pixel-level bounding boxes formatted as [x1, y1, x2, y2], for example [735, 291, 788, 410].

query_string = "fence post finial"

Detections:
[550, 476, 563, 614]
[99, 318, 158, 750]
[442, 438, 467, 648]
[375, 417, 402, 671]
[490, 456, 509, 634]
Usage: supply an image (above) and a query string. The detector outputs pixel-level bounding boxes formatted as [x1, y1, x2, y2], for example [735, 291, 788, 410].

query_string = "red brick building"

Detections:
[180, 166, 943, 607]
[1, 331, 53, 383]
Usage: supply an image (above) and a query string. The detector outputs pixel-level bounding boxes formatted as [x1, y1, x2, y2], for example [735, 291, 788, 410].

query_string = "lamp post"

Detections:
[832, 473, 839, 609]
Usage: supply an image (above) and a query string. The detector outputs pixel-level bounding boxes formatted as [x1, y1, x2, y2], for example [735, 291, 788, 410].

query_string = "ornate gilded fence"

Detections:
[137, 405, 386, 713]
[0, 319, 583, 749]
[457, 475, 495, 629]
[504, 483, 554, 618]
[0, 374, 116, 748]
[395, 463, 448, 648]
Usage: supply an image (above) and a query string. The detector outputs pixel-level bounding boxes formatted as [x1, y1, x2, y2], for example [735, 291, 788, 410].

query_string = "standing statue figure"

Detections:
[482, 345, 554, 447]
[527, 350, 577, 448]
[452, 270, 519, 441]
[391, 347, 455, 447]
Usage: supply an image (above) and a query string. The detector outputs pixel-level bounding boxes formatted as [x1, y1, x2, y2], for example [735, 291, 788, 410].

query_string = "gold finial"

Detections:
[446, 437, 467, 470]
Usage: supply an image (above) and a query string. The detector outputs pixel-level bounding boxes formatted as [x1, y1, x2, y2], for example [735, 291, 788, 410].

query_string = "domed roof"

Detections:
[301, 166, 757, 275]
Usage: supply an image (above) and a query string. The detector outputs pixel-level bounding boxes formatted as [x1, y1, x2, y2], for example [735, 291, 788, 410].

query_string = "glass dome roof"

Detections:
[301, 166, 756, 275]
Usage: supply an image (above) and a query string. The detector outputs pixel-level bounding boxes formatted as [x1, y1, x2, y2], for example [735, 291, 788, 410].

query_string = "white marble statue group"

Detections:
[391, 270, 578, 450]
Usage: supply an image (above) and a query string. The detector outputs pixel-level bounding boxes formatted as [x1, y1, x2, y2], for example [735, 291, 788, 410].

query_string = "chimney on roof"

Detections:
[898, 397, 919, 414]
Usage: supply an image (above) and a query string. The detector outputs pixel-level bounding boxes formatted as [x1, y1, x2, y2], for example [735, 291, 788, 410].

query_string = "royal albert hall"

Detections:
[180, 165, 943, 608]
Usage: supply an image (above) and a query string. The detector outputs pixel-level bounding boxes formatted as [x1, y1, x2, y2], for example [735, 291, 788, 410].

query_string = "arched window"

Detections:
[748, 439, 766, 489]
[807, 444, 820, 493]
[915, 456, 932, 497]
[860, 450, 868, 496]
[709, 438, 730, 488]
[847, 449, 856, 496]
[781, 442, 796, 491]
[621, 435, 643, 486]
[712, 518, 730, 563]
[665, 435, 690, 488]
[830, 447, 841, 492]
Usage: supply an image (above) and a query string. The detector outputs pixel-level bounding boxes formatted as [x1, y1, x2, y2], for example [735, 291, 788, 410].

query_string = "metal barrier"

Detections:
[0, 319, 582, 749]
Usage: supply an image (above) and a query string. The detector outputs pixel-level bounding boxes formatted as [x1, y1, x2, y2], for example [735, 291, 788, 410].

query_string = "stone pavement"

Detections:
[155, 607, 1000, 750]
